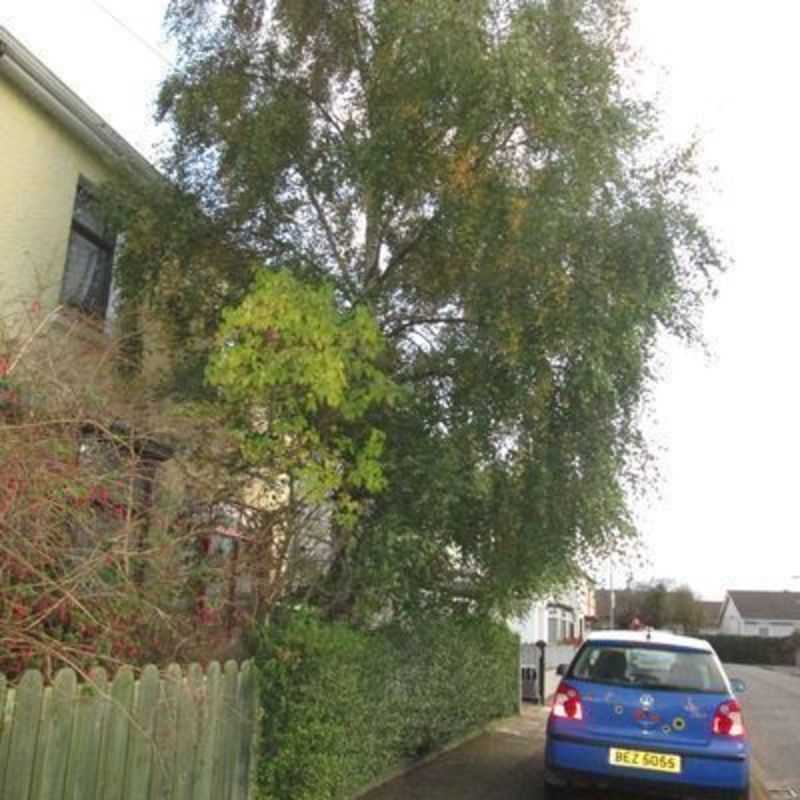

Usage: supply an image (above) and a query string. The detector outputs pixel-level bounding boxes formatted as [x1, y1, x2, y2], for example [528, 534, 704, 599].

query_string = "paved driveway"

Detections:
[727, 664, 800, 797]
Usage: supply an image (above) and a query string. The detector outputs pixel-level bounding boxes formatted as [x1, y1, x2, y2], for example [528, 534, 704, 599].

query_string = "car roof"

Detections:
[585, 629, 713, 652]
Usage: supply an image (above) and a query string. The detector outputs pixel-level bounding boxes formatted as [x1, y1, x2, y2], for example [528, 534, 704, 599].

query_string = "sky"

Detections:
[2, 0, 798, 601]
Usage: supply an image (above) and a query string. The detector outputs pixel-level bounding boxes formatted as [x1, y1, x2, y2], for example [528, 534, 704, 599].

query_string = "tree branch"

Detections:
[296, 167, 359, 297]
[370, 212, 440, 292]
[386, 316, 476, 338]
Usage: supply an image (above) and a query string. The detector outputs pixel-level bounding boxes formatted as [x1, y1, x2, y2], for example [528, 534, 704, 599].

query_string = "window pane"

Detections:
[61, 229, 112, 315]
[73, 183, 107, 238]
[570, 644, 727, 693]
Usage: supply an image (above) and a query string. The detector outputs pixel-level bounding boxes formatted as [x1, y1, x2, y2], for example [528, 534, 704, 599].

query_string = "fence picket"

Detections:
[173, 668, 198, 800]
[124, 665, 160, 800]
[0, 673, 8, 792]
[97, 667, 135, 800]
[4, 669, 44, 800]
[30, 683, 54, 800]
[220, 661, 240, 800]
[149, 664, 181, 800]
[63, 667, 108, 800]
[193, 661, 221, 800]
[235, 660, 257, 800]
[31, 667, 77, 800]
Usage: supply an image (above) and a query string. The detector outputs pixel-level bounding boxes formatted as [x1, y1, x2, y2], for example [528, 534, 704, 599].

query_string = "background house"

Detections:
[510, 574, 596, 647]
[719, 590, 800, 637]
[698, 600, 722, 635]
[510, 575, 595, 702]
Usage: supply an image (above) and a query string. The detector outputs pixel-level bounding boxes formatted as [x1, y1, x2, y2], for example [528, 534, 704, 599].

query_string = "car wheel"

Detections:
[543, 784, 564, 800]
[543, 778, 568, 799]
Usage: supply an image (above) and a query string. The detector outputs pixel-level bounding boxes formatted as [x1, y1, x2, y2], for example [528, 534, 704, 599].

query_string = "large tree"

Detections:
[117, 0, 721, 620]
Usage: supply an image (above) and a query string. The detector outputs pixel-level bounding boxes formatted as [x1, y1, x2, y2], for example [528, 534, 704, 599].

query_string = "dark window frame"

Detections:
[60, 178, 116, 318]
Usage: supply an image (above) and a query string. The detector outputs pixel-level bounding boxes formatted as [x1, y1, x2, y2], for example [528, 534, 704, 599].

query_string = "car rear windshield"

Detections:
[569, 643, 727, 693]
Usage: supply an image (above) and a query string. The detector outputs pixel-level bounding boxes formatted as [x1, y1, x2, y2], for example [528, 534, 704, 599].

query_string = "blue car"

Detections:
[545, 630, 751, 799]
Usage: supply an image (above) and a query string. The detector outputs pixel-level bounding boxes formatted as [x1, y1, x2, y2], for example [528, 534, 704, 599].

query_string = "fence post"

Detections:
[536, 640, 547, 705]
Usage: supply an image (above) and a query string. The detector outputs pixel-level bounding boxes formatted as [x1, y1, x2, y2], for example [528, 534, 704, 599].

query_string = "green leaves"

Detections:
[206, 270, 397, 521]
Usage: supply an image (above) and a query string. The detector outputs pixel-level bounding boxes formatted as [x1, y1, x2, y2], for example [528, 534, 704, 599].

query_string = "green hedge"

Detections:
[254, 609, 519, 800]
[703, 633, 800, 665]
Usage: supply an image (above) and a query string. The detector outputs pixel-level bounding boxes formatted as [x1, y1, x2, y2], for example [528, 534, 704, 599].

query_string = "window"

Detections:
[758, 626, 770, 637]
[60, 181, 115, 317]
[570, 644, 727, 693]
[548, 604, 576, 643]
[547, 615, 558, 643]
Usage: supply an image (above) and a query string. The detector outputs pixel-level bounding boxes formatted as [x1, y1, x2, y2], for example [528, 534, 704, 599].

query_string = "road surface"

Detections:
[728, 664, 800, 797]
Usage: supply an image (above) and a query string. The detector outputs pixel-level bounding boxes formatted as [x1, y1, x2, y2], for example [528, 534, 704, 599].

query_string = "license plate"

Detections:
[609, 747, 682, 774]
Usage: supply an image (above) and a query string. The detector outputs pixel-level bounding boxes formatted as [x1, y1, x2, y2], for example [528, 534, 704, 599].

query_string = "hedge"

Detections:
[703, 633, 800, 666]
[254, 608, 519, 800]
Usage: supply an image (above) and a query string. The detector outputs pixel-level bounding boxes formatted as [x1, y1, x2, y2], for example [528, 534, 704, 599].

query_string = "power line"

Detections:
[86, 0, 175, 68]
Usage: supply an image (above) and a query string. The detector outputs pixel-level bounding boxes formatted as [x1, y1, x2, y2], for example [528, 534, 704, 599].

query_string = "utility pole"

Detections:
[609, 561, 616, 629]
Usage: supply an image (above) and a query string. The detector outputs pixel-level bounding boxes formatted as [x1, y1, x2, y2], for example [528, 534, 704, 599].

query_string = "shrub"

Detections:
[0, 302, 291, 679]
[255, 608, 519, 800]
[703, 633, 800, 666]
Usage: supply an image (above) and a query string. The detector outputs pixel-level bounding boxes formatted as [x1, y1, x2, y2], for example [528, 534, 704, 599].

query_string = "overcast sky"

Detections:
[2, 1, 798, 601]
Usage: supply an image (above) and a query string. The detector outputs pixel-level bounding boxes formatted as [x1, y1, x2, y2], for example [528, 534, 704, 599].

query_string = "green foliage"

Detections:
[115, 0, 723, 617]
[703, 634, 800, 667]
[206, 270, 397, 524]
[254, 608, 519, 800]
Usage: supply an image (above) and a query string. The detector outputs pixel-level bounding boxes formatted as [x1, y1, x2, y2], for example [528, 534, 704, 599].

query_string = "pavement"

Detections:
[362, 700, 771, 800]
[359, 705, 548, 800]
[726, 663, 800, 798]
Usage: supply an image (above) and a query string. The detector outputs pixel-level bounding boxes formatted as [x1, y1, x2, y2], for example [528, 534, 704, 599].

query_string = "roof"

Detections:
[699, 600, 722, 627]
[586, 629, 712, 652]
[0, 26, 158, 181]
[726, 590, 800, 621]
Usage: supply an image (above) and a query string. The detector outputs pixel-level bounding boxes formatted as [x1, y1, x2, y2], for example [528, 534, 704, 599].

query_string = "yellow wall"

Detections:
[0, 75, 110, 318]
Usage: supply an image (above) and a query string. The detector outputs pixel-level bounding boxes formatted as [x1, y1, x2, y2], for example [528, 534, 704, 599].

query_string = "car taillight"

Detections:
[551, 682, 583, 720]
[712, 699, 745, 737]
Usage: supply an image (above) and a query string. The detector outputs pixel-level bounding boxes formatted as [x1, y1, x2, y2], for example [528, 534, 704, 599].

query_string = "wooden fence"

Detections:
[0, 660, 258, 800]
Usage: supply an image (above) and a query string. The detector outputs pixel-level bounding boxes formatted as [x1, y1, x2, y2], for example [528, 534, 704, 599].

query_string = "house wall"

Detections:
[510, 578, 595, 646]
[737, 619, 798, 638]
[0, 75, 109, 318]
[720, 599, 743, 635]
[720, 599, 799, 637]
[511, 602, 548, 645]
